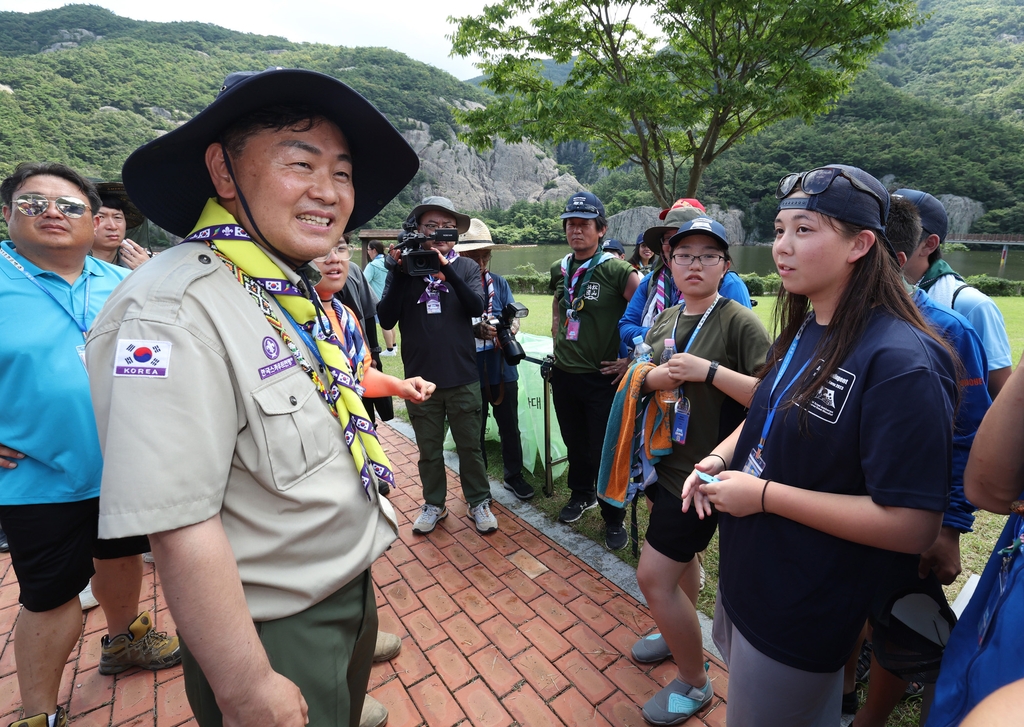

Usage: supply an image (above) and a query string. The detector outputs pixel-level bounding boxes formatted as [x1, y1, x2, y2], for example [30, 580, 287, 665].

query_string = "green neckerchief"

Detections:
[917, 259, 963, 292]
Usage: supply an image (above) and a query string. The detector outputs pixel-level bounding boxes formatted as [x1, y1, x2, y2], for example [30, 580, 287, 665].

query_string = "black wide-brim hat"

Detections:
[122, 68, 419, 237]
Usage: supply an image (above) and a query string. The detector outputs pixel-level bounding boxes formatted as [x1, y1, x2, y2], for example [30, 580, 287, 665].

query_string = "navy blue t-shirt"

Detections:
[719, 310, 956, 673]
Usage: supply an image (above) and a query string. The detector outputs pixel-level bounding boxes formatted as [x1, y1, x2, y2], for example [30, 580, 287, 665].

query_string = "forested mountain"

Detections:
[1, 1, 1023, 238]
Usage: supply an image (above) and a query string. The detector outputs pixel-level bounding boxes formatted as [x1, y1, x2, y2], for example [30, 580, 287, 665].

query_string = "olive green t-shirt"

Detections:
[646, 299, 771, 499]
[549, 253, 635, 374]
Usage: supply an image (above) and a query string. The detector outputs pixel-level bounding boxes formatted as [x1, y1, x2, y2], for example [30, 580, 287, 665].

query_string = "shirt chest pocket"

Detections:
[250, 372, 339, 490]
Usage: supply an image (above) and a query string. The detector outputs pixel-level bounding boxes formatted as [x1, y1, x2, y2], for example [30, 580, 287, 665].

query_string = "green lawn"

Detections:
[373, 292, 1022, 727]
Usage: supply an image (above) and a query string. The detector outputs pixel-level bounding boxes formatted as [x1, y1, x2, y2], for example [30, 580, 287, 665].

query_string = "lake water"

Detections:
[351, 244, 1024, 281]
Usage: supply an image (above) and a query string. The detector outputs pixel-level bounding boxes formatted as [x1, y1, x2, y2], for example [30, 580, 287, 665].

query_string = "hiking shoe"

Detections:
[632, 633, 672, 664]
[842, 689, 859, 715]
[642, 676, 714, 725]
[606, 523, 628, 551]
[99, 611, 181, 675]
[412, 504, 447, 534]
[79, 581, 99, 610]
[373, 631, 402, 662]
[359, 694, 388, 727]
[558, 496, 597, 523]
[503, 476, 535, 501]
[469, 501, 498, 534]
[9, 706, 67, 727]
[378, 480, 391, 497]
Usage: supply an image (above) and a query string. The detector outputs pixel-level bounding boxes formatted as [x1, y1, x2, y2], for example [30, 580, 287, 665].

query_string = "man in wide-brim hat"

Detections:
[86, 68, 421, 727]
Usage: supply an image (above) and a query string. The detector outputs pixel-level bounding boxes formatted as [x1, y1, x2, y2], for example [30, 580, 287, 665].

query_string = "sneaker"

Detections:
[359, 694, 388, 727]
[143, 552, 155, 563]
[373, 631, 402, 662]
[558, 496, 597, 523]
[99, 611, 181, 675]
[412, 504, 447, 534]
[503, 476, 534, 501]
[699, 563, 706, 591]
[631, 633, 672, 664]
[0, 528, 9, 553]
[606, 523, 628, 551]
[469, 501, 498, 534]
[642, 676, 714, 725]
[79, 582, 99, 610]
[9, 706, 67, 727]
[380, 348, 397, 357]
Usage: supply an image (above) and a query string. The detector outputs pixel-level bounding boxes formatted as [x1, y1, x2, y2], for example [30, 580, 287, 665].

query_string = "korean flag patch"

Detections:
[114, 340, 172, 378]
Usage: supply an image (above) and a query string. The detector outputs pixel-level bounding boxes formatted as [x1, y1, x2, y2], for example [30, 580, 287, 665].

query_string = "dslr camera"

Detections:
[487, 302, 530, 365]
[386, 228, 459, 277]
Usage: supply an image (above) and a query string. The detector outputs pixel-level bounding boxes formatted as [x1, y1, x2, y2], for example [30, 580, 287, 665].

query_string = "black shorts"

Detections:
[643, 483, 718, 563]
[0, 498, 150, 613]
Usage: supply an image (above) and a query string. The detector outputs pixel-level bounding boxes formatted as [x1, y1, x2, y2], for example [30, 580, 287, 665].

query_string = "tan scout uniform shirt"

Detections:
[86, 241, 398, 621]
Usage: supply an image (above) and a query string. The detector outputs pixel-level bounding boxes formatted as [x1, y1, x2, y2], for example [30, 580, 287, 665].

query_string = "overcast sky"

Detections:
[0, 0, 493, 80]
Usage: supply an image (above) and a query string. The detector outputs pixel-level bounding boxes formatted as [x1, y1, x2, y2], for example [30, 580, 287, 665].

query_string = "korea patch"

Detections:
[113, 340, 172, 378]
[806, 367, 855, 424]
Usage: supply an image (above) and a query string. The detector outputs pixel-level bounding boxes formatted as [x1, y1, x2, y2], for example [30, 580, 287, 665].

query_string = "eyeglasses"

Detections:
[422, 222, 457, 233]
[14, 194, 89, 219]
[776, 167, 887, 223]
[313, 244, 351, 262]
[671, 253, 725, 267]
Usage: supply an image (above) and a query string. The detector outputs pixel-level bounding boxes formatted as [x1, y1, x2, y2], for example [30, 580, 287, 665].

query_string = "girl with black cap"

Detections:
[681, 165, 958, 726]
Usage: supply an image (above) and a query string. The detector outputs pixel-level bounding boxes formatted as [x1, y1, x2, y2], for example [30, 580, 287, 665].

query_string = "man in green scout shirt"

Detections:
[549, 191, 639, 550]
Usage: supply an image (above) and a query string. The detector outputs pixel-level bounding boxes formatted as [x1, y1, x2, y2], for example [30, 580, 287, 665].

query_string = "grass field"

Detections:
[376, 292, 1022, 727]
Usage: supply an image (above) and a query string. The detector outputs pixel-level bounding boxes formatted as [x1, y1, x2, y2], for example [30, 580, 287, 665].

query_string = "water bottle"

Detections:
[632, 335, 653, 363]
[658, 338, 679, 405]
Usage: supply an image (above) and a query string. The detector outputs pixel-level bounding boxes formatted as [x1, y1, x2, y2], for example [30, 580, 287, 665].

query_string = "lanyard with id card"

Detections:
[1, 246, 92, 369]
[669, 296, 721, 445]
[978, 513, 1024, 644]
[742, 316, 813, 476]
[561, 252, 611, 341]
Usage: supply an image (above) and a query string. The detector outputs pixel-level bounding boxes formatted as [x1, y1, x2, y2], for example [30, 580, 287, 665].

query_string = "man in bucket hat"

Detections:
[86, 68, 420, 727]
[377, 197, 498, 535]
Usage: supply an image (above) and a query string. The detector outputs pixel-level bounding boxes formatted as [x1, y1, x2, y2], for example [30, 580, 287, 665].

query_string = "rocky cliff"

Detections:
[938, 195, 986, 237]
[402, 121, 581, 211]
[606, 204, 749, 246]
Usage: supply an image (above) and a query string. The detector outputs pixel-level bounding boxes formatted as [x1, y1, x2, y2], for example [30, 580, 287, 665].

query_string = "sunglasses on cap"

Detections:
[14, 193, 90, 219]
[776, 167, 886, 224]
[565, 202, 601, 215]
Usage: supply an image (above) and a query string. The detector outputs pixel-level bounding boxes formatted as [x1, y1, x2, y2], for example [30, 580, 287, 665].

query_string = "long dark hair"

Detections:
[766, 217, 959, 418]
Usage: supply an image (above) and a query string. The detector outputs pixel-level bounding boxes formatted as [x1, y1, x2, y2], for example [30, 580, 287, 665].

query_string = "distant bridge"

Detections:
[946, 233, 1024, 245]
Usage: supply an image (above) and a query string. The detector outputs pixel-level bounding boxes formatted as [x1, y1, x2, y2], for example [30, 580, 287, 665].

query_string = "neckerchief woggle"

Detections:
[560, 251, 614, 319]
[665, 295, 721, 444]
[0, 244, 91, 338]
[744, 314, 813, 476]
[418, 248, 459, 304]
[182, 199, 394, 498]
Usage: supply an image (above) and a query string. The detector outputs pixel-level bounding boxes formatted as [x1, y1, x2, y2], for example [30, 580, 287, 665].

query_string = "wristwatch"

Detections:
[705, 360, 720, 384]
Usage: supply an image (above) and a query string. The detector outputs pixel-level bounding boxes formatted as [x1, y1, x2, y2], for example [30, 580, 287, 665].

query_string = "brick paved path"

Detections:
[0, 424, 728, 727]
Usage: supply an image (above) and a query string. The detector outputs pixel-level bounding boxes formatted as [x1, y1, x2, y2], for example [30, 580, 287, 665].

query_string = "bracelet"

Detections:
[761, 479, 772, 513]
[705, 360, 720, 384]
[708, 453, 727, 470]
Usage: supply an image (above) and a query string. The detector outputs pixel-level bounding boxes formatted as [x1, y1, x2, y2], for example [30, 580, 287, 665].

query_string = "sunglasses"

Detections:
[776, 167, 887, 223]
[565, 202, 601, 215]
[14, 193, 89, 219]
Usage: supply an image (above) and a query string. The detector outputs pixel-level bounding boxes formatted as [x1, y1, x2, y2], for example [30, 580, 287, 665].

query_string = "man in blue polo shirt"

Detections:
[0, 162, 180, 727]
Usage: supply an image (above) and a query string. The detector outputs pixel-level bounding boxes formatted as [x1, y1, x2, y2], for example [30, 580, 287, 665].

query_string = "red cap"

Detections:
[658, 198, 705, 220]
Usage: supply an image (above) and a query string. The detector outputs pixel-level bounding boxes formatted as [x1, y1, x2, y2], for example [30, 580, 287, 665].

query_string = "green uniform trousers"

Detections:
[406, 382, 491, 508]
[180, 570, 377, 727]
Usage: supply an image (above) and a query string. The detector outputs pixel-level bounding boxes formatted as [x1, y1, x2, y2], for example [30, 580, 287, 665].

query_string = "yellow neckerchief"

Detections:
[184, 199, 394, 498]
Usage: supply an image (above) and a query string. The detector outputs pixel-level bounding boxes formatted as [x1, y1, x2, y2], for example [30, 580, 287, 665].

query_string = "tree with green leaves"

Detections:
[450, 0, 920, 208]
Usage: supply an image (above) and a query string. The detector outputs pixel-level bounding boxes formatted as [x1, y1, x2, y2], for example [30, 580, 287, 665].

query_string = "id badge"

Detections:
[672, 398, 690, 445]
[742, 447, 766, 477]
[566, 318, 580, 341]
[426, 293, 442, 315]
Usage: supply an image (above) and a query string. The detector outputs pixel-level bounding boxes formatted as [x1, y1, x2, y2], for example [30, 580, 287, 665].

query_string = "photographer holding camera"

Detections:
[456, 219, 535, 502]
[377, 197, 499, 534]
